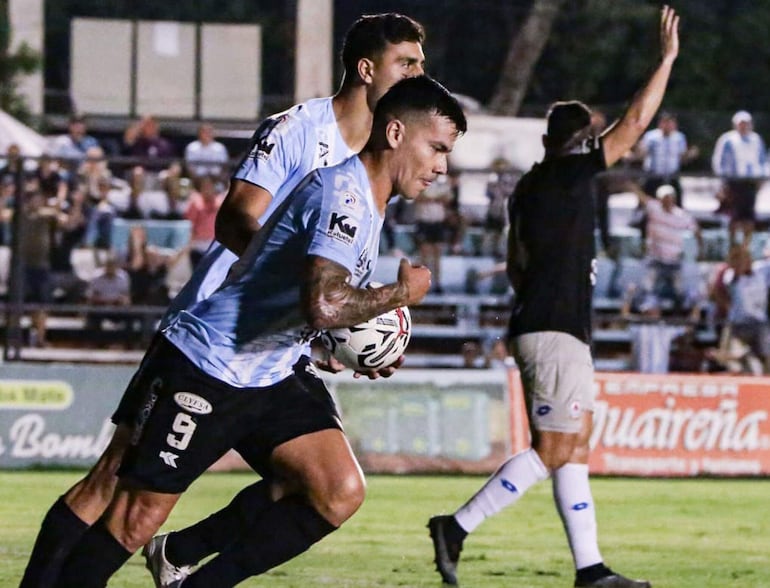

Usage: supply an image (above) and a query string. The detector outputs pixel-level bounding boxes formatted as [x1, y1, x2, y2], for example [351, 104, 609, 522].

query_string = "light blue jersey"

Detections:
[163, 156, 383, 388]
[165, 98, 356, 321]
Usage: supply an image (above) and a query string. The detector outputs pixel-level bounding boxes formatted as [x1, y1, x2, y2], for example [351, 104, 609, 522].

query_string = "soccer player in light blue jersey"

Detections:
[53, 75, 467, 588]
[20, 13, 426, 588]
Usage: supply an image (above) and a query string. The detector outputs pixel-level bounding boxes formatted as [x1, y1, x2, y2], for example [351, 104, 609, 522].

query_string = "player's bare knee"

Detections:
[533, 435, 577, 470]
[312, 471, 366, 526]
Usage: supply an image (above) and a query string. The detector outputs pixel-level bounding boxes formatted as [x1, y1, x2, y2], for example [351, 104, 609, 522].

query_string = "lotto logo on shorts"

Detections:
[535, 405, 552, 416]
[173, 392, 212, 415]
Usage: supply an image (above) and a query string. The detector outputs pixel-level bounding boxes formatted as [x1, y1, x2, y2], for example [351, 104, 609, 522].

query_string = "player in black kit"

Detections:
[429, 6, 680, 588]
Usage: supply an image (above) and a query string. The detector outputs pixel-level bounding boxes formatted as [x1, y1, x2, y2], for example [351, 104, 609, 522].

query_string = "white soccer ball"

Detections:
[321, 306, 412, 371]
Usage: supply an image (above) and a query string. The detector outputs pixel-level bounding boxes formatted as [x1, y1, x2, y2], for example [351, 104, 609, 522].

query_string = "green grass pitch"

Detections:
[1, 472, 768, 587]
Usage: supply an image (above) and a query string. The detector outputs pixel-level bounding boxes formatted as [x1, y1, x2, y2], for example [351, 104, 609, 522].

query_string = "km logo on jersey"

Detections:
[327, 212, 359, 245]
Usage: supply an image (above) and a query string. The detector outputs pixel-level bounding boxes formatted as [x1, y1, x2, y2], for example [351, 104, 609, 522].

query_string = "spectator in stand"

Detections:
[84, 253, 132, 347]
[125, 224, 189, 307]
[84, 175, 117, 251]
[50, 186, 89, 302]
[19, 189, 66, 346]
[636, 112, 698, 207]
[185, 174, 225, 267]
[629, 182, 702, 313]
[461, 340, 487, 368]
[151, 160, 187, 220]
[121, 165, 148, 220]
[710, 243, 770, 373]
[0, 143, 25, 186]
[76, 145, 111, 202]
[712, 110, 768, 247]
[122, 115, 176, 170]
[50, 114, 101, 169]
[35, 154, 68, 205]
[414, 174, 452, 293]
[483, 157, 517, 258]
[184, 123, 230, 184]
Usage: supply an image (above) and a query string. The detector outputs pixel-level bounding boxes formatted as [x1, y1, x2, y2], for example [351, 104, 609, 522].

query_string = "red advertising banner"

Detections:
[508, 370, 770, 476]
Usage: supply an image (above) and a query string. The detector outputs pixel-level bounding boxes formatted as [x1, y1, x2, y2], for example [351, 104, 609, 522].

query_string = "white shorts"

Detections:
[511, 331, 594, 434]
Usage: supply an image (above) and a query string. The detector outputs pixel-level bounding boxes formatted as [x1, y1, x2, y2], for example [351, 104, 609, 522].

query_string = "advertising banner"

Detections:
[0, 364, 134, 468]
[508, 370, 770, 476]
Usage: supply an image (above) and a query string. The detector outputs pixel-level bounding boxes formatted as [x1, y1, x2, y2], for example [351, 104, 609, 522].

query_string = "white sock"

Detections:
[552, 463, 603, 570]
[454, 448, 549, 533]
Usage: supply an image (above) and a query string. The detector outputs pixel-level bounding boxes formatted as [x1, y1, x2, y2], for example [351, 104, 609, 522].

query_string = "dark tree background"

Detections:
[13, 0, 770, 165]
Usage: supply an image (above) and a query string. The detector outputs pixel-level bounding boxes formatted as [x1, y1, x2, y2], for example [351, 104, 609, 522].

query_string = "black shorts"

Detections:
[117, 337, 342, 493]
[111, 332, 166, 426]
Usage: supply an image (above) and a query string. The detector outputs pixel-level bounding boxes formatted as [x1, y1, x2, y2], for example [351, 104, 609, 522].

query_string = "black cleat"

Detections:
[575, 572, 651, 587]
[428, 515, 464, 585]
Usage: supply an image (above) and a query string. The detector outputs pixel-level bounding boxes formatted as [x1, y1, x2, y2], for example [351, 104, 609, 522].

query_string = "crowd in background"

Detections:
[2, 109, 770, 375]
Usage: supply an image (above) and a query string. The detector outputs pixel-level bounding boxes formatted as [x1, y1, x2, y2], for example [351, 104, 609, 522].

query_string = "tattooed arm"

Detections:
[303, 256, 431, 330]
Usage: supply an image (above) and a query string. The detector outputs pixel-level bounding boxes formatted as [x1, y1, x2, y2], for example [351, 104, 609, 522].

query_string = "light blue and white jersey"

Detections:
[641, 128, 687, 176]
[712, 130, 768, 178]
[162, 156, 383, 388]
[163, 98, 355, 323]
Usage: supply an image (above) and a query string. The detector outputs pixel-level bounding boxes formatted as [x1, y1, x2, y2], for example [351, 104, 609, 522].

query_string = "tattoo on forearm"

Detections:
[305, 256, 404, 329]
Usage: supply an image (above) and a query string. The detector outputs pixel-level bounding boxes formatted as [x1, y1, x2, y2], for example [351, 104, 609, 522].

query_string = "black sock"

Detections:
[165, 479, 271, 566]
[54, 519, 132, 588]
[576, 562, 612, 583]
[19, 496, 89, 588]
[182, 497, 336, 588]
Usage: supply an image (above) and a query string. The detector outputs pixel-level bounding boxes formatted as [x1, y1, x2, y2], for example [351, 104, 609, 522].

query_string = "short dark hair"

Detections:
[341, 13, 425, 76]
[546, 100, 592, 151]
[373, 75, 467, 135]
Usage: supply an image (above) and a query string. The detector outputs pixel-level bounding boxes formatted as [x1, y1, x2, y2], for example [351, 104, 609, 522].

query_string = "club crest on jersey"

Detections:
[327, 212, 359, 245]
[341, 192, 358, 210]
[173, 392, 212, 415]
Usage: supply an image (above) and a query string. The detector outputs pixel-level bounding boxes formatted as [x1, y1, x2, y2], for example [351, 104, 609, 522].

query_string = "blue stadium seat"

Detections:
[110, 218, 191, 256]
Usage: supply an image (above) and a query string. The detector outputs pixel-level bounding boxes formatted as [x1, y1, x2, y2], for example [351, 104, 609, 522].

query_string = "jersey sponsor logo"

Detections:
[173, 392, 212, 415]
[327, 212, 359, 245]
[245, 115, 287, 163]
[255, 138, 275, 161]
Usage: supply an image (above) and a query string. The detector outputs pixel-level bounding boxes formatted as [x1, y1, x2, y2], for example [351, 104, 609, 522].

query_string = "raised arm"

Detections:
[302, 256, 431, 330]
[601, 5, 679, 167]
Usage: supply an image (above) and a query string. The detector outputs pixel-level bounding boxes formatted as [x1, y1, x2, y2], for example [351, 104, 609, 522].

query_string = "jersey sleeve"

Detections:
[233, 113, 305, 198]
[306, 167, 370, 275]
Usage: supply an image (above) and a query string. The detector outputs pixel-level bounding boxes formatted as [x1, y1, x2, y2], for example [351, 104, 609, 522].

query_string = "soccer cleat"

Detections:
[142, 533, 193, 588]
[574, 572, 652, 587]
[428, 515, 464, 585]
